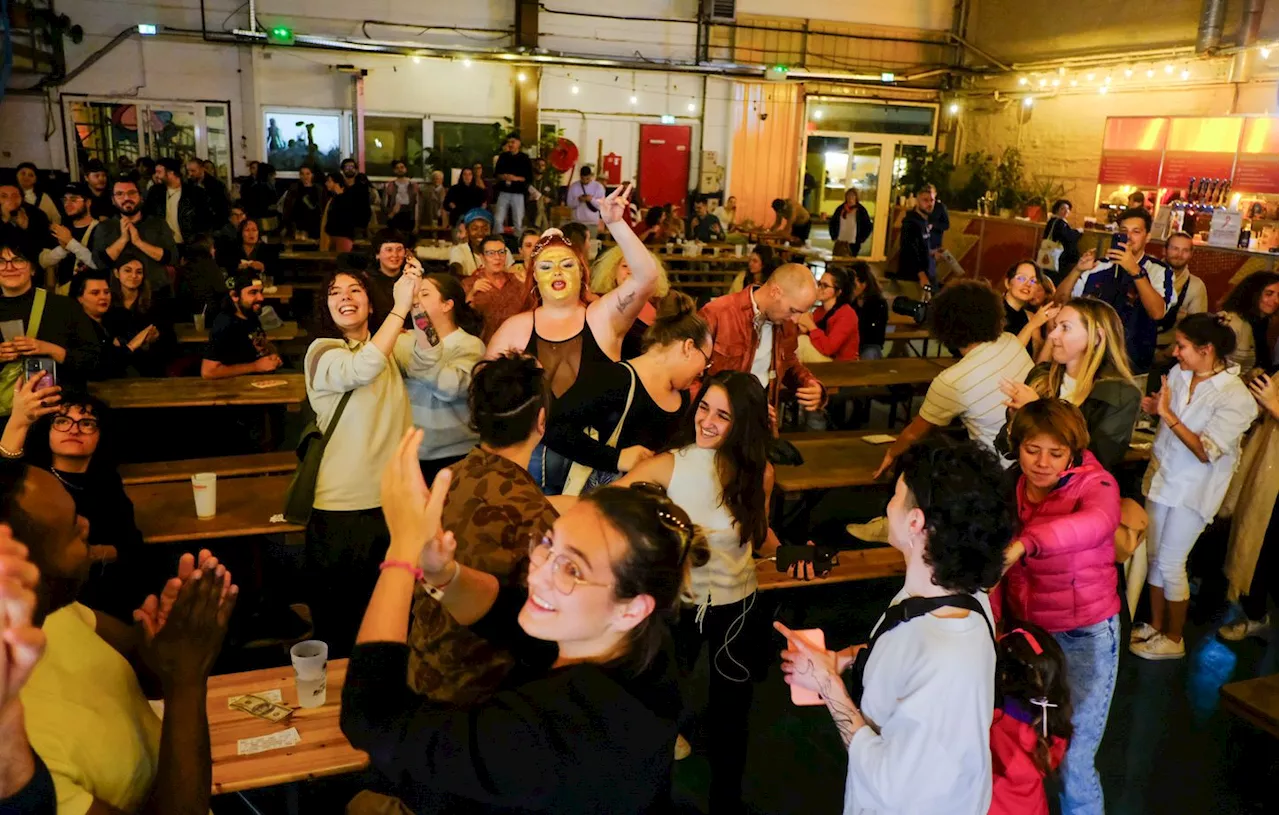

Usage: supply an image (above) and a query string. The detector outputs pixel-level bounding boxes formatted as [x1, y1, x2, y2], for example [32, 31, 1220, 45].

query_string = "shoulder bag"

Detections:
[561, 362, 637, 497]
[283, 388, 354, 525]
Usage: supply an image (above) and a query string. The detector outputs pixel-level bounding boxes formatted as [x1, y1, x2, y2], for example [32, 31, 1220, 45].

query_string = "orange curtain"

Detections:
[728, 82, 804, 228]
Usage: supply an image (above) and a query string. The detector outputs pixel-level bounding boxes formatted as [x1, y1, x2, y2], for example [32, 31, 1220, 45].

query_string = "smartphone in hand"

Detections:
[23, 356, 56, 390]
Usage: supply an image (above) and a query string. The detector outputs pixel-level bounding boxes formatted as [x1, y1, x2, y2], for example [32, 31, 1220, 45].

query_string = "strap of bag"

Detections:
[28, 288, 47, 338]
[323, 389, 355, 444]
[848, 594, 995, 704]
[604, 362, 638, 447]
[562, 363, 637, 496]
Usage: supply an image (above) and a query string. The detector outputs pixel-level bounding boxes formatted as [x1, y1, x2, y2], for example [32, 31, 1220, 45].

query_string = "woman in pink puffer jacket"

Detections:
[1000, 399, 1121, 815]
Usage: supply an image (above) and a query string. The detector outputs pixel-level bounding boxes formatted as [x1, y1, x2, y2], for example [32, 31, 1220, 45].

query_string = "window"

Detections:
[429, 120, 506, 180]
[809, 102, 936, 137]
[265, 110, 344, 173]
[364, 116, 424, 177]
[69, 101, 141, 172]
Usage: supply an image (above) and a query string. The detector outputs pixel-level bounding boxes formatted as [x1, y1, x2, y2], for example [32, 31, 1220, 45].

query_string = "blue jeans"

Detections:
[859, 344, 884, 360]
[495, 192, 525, 231]
[528, 441, 570, 496]
[1052, 614, 1120, 815]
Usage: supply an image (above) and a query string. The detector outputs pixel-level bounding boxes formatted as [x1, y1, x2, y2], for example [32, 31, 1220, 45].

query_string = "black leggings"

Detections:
[1241, 502, 1279, 621]
[675, 594, 770, 811]
[305, 507, 390, 658]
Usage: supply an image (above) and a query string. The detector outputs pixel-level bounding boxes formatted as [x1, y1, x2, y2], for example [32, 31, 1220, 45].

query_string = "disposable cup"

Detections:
[290, 640, 328, 708]
[193, 313, 206, 332]
[191, 472, 217, 519]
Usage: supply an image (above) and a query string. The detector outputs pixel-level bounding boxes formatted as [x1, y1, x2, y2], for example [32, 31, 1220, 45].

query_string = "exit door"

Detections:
[638, 124, 691, 214]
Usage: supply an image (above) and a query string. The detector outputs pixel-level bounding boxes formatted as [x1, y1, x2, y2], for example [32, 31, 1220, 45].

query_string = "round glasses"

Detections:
[0, 257, 31, 269]
[51, 416, 99, 435]
[527, 533, 613, 596]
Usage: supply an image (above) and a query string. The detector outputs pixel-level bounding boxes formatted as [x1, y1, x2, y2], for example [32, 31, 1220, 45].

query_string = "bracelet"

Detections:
[1168, 418, 1181, 429]
[422, 561, 461, 601]
[379, 560, 423, 582]
[0, 442, 22, 459]
[389, 311, 407, 322]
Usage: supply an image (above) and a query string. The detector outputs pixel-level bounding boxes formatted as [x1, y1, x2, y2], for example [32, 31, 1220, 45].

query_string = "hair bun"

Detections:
[541, 228, 564, 239]
[654, 291, 696, 322]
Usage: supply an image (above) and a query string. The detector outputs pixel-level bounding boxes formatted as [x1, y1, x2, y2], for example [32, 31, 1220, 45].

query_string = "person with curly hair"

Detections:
[1218, 269, 1278, 373]
[778, 437, 1014, 814]
[872, 280, 1033, 479]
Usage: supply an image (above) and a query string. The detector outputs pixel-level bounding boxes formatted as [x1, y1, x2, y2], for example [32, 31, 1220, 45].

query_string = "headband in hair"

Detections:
[1000, 627, 1044, 655]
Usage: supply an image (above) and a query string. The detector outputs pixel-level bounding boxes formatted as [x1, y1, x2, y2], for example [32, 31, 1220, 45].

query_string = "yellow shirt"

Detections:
[21, 602, 161, 814]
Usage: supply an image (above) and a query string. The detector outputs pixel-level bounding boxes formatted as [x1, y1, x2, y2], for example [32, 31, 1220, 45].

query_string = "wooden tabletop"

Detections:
[1220, 674, 1279, 737]
[175, 322, 307, 344]
[208, 659, 369, 794]
[263, 284, 294, 300]
[807, 358, 956, 390]
[127, 474, 304, 544]
[121, 452, 298, 485]
[756, 546, 904, 591]
[280, 251, 341, 263]
[90, 374, 306, 409]
[661, 256, 749, 267]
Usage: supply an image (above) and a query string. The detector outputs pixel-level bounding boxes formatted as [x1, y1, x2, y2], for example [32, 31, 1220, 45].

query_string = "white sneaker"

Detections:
[1129, 632, 1186, 660]
[1130, 622, 1159, 644]
[846, 516, 889, 543]
[1218, 614, 1271, 642]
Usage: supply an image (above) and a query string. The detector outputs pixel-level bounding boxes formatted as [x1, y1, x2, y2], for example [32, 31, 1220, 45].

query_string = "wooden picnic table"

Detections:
[90, 374, 306, 410]
[121, 452, 298, 485]
[263, 284, 294, 300]
[661, 255, 749, 267]
[175, 321, 307, 344]
[807, 358, 956, 390]
[279, 251, 340, 263]
[1220, 674, 1279, 737]
[127, 474, 303, 544]
[774, 429, 1154, 495]
[756, 546, 904, 591]
[208, 659, 368, 794]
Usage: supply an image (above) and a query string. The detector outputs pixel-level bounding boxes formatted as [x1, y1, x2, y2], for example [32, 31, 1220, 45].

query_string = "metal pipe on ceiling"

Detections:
[1195, 0, 1228, 54]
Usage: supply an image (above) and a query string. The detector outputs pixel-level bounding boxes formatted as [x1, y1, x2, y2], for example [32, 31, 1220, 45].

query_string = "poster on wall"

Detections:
[1159, 152, 1237, 189]
[1097, 151, 1162, 185]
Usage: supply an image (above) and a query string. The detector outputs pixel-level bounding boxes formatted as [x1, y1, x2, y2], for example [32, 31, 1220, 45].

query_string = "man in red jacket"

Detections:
[699, 263, 826, 419]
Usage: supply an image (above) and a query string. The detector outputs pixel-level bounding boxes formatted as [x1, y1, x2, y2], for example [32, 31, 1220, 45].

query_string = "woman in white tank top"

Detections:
[618, 370, 778, 811]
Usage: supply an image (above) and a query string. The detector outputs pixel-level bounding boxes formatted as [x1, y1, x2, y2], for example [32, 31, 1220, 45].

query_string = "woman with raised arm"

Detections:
[486, 184, 660, 494]
[301, 256, 439, 655]
[341, 428, 708, 814]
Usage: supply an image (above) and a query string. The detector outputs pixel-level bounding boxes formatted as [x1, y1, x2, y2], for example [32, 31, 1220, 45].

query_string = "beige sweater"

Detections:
[305, 333, 431, 511]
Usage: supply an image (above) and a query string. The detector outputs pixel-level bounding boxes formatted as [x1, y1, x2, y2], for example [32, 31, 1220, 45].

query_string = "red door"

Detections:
[638, 124, 692, 215]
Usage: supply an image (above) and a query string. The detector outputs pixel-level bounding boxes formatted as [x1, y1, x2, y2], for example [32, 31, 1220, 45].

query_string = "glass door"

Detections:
[69, 100, 142, 175]
[143, 104, 198, 164]
[802, 136, 884, 257]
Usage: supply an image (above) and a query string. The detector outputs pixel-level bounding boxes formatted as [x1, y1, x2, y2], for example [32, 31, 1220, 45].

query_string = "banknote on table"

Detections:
[237, 727, 301, 756]
[228, 692, 294, 723]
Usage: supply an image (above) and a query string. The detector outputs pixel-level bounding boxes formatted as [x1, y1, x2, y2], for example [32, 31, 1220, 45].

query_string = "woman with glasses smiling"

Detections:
[0, 378, 147, 623]
[341, 426, 708, 815]
[1004, 260, 1059, 358]
[544, 293, 709, 494]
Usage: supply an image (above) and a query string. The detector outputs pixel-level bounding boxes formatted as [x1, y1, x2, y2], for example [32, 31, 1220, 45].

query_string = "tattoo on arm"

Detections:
[614, 290, 637, 315]
[798, 656, 862, 748]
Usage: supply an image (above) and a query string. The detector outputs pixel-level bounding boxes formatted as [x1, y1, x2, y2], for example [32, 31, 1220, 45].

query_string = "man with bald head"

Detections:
[699, 262, 827, 417]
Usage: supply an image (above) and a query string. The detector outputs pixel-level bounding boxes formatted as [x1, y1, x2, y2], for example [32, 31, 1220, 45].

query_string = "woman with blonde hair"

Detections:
[590, 244, 672, 359]
[999, 297, 1141, 471]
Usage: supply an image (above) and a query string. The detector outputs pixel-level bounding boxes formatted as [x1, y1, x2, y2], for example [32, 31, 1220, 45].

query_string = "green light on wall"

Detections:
[268, 25, 295, 45]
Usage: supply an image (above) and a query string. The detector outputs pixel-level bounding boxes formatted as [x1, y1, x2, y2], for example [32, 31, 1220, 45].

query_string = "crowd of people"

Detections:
[0, 142, 1276, 815]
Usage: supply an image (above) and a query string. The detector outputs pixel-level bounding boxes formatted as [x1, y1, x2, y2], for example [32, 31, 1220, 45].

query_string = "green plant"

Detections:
[995, 147, 1026, 210]
[897, 149, 956, 201]
[955, 151, 997, 210]
[1022, 174, 1067, 209]
[536, 125, 566, 192]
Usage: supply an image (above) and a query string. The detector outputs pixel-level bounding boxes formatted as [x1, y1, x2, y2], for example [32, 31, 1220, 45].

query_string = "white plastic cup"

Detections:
[193, 313, 206, 332]
[290, 640, 329, 708]
[191, 473, 217, 519]
[734, 244, 744, 257]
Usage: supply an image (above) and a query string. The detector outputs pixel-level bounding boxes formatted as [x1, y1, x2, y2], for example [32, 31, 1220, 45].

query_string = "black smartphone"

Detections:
[1110, 232, 1129, 253]
[23, 356, 56, 389]
[775, 545, 838, 574]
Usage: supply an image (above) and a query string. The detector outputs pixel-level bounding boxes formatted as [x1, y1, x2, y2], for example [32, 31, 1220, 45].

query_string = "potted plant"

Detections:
[995, 147, 1026, 217]
[955, 151, 997, 212]
[1021, 174, 1066, 222]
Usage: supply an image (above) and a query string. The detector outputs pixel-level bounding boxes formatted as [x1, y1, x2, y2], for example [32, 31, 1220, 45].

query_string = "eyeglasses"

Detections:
[51, 416, 99, 435]
[1012, 275, 1038, 285]
[528, 534, 614, 596]
[693, 344, 713, 372]
[482, 249, 507, 256]
[817, 281, 837, 291]
[0, 258, 31, 269]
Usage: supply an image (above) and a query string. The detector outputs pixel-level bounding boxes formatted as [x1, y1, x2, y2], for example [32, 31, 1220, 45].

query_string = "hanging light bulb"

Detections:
[1038, 78, 1047, 88]
[516, 71, 527, 82]
[1086, 72, 1096, 81]
[462, 58, 472, 68]
[570, 81, 580, 95]
[1018, 76, 1028, 86]
[1261, 45, 1272, 59]
[1099, 85, 1108, 95]
[948, 102, 960, 114]
[1164, 63, 1174, 74]
[1051, 78, 1060, 87]
[1104, 75, 1112, 84]
[1023, 96, 1034, 107]
[814, 109, 824, 120]
[629, 95, 638, 105]
[1069, 79, 1078, 87]
[1124, 67, 1133, 78]
[1146, 68, 1155, 78]
[1180, 69, 1190, 80]
[687, 102, 697, 112]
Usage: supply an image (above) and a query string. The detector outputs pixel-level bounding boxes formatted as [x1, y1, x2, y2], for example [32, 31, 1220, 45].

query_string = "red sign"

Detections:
[1098, 151, 1162, 185]
[601, 152, 623, 185]
[1159, 151, 1236, 187]
[1233, 154, 1280, 193]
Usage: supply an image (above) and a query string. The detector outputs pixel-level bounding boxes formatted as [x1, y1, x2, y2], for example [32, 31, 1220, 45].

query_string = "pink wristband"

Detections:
[379, 560, 424, 581]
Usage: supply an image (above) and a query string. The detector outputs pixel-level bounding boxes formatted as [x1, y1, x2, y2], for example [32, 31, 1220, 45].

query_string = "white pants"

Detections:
[1146, 501, 1208, 603]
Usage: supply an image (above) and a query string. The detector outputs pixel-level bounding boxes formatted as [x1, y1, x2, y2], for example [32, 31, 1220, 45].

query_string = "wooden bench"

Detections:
[121, 452, 298, 485]
[90, 374, 306, 410]
[1220, 674, 1278, 737]
[175, 321, 307, 344]
[127, 474, 303, 544]
[756, 546, 904, 591]
[808, 358, 956, 391]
